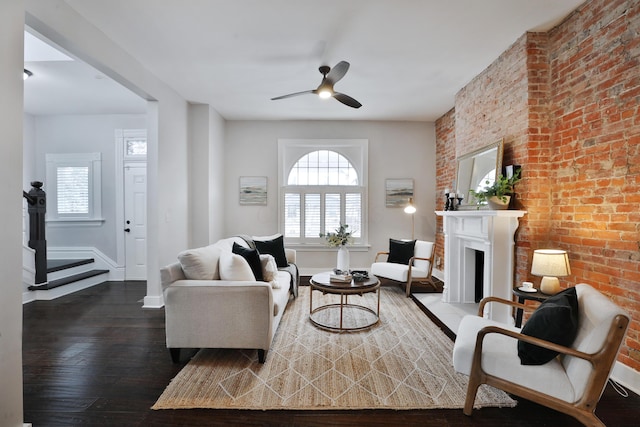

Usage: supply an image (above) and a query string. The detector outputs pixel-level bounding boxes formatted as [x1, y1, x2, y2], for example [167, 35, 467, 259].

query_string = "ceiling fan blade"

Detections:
[271, 90, 314, 100]
[333, 92, 362, 109]
[325, 61, 350, 84]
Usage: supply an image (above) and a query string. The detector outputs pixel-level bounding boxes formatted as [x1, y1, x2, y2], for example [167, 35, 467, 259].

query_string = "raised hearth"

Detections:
[435, 210, 526, 324]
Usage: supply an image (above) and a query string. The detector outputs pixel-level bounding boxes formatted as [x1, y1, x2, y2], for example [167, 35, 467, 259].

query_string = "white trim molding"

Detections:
[612, 361, 640, 396]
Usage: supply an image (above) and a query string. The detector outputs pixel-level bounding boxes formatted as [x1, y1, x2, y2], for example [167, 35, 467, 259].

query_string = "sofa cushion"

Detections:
[253, 234, 288, 268]
[518, 287, 579, 365]
[387, 239, 416, 265]
[232, 242, 264, 282]
[219, 251, 256, 281]
[177, 245, 222, 280]
[260, 254, 279, 285]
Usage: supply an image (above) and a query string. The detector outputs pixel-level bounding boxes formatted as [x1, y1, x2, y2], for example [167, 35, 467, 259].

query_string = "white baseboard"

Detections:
[143, 294, 164, 309]
[611, 361, 640, 396]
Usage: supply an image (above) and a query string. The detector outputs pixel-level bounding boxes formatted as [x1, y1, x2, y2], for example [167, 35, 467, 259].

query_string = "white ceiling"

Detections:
[24, 0, 585, 121]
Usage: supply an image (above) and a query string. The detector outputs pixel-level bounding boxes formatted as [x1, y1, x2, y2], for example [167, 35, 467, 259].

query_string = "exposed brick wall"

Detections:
[434, 109, 456, 268]
[435, 0, 640, 370]
[546, 0, 640, 370]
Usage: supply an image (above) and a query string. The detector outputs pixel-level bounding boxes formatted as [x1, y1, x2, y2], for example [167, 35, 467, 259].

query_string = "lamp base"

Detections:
[540, 276, 560, 295]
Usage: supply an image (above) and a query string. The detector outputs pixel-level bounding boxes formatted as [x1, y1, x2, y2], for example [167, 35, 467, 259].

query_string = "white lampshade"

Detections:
[404, 197, 416, 214]
[531, 249, 571, 294]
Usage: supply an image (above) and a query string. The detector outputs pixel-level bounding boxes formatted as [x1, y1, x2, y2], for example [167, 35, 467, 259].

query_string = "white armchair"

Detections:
[453, 284, 629, 427]
[371, 240, 436, 297]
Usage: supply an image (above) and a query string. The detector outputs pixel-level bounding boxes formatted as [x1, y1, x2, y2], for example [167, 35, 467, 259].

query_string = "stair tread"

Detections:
[47, 258, 95, 273]
[29, 269, 109, 291]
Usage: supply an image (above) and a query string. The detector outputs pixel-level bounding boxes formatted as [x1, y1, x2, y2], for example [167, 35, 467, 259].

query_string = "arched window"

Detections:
[287, 150, 358, 186]
[279, 140, 367, 246]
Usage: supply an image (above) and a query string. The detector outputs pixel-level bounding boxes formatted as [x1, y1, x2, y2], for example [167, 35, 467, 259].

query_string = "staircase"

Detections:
[28, 258, 109, 300]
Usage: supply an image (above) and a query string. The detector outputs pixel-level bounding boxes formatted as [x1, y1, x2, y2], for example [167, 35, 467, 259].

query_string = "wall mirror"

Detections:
[455, 139, 503, 208]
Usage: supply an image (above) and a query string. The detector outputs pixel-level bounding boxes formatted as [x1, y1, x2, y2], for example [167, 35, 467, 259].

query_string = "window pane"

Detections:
[125, 139, 147, 156]
[57, 166, 89, 214]
[304, 194, 321, 238]
[284, 193, 300, 237]
[324, 193, 341, 234]
[287, 150, 359, 186]
[345, 193, 361, 237]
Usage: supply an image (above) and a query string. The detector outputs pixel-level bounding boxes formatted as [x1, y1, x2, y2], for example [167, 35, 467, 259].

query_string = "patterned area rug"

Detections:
[152, 285, 516, 410]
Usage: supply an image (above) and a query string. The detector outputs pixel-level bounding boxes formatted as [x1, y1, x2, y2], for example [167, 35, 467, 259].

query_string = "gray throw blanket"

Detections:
[237, 235, 299, 298]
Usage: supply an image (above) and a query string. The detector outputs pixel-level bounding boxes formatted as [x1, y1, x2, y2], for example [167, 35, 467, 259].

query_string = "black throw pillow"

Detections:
[232, 242, 264, 282]
[518, 287, 579, 365]
[254, 235, 288, 268]
[387, 239, 416, 265]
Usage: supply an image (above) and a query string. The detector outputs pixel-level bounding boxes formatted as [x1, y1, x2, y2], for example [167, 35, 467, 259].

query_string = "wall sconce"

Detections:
[531, 249, 571, 295]
[24, 69, 33, 80]
[404, 197, 417, 240]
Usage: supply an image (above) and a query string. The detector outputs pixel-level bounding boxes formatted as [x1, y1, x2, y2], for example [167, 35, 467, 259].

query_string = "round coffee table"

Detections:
[309, 272, 381, 332]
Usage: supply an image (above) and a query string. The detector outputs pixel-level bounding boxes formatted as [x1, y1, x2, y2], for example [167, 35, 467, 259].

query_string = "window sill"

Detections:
[286, 244, 371, 252]
[46, 218, 106, 227]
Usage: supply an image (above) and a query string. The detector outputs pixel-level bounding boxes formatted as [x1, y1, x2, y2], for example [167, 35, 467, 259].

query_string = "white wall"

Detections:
[33, 114, 145, 261]
[23, 114, 36, 189]
[0, 2, 25, 424]
[188, 104, 226, 248]
[225, 120, 436, 271]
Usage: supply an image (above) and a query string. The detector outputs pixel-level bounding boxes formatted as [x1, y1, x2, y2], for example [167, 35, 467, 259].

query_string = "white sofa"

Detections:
[160, 236, 296, 363]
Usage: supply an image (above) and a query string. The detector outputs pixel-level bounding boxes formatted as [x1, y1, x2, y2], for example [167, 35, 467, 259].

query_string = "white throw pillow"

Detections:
[219, 251, 256, 281]
[177, 245, 221, 280]
[260, 254, 280, 287]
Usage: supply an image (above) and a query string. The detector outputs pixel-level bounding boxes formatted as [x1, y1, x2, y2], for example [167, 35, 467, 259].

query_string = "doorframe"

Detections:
[114, 129, 147, 280]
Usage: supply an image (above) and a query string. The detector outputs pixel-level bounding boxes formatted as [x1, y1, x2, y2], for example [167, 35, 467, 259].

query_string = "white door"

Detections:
[124, 164, 147, 280]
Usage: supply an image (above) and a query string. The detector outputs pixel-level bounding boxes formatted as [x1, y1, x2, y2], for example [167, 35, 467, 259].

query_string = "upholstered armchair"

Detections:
[371, 239, 436, 297]
[453, 284, 629, 427]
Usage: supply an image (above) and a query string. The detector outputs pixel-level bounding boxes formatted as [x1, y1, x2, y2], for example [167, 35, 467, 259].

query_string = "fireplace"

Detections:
[435, 210, 526, 324]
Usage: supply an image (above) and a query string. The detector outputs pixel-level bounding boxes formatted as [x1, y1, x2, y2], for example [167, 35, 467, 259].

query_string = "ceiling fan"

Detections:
[271, 61, 362, 109]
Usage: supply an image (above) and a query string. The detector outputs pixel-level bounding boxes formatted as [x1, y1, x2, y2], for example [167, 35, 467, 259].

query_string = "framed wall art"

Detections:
[239, 176, 267, 205]
[385, 178, 414, 207]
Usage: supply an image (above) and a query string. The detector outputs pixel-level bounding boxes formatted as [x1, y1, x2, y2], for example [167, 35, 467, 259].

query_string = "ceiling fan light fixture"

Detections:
[271, 61, 361, 108]
[318, 89, 332, 99]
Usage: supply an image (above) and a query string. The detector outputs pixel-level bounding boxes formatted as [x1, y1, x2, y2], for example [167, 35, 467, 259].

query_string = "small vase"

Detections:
[337, 246, 350, 272]
[487, 195, 511, 210]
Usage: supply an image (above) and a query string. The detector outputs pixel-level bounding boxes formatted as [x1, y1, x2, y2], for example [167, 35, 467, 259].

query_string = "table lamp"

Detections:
[404, 197, 416, 239]
[531, 249, 571, 295]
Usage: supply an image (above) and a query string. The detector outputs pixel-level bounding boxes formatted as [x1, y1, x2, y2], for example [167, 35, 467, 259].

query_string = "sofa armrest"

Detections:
[164, 280, 275, 350]
[374, 251, 389, 262]
[285, 248, 296, 264]
[477, 296, 529, 316]
[160, 262, 187, 292]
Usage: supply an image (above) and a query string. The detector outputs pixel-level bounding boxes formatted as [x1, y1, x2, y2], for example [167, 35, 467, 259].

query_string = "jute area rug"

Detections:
[152, 285, 516, 410]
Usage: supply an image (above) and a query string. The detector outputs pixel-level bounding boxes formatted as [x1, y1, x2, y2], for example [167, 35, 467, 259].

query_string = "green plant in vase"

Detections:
[470, 169, 522, 209]
[320, 223, 353, 247]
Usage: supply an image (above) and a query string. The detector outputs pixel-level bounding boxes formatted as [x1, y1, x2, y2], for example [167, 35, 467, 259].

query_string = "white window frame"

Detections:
[278, 139, 368, 249]
[45, 152, 104, 226]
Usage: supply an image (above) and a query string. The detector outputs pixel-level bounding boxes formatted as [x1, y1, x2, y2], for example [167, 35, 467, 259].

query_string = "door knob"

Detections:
[124, 228, 131, 232]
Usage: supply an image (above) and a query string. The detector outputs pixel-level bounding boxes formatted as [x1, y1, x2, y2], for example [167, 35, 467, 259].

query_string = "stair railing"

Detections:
[23, 181, 47, 284]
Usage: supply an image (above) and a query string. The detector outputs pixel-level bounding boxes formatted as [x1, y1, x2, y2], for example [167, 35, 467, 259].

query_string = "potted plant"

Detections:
[470, 169, 521, 209]
[320, 224, 353, 271]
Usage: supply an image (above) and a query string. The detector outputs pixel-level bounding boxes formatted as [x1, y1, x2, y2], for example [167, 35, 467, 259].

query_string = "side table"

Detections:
[512, 287, 550, 327]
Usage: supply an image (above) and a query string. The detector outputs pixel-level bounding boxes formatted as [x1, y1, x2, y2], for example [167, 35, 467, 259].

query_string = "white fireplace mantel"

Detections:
[435, 210, 526, 324]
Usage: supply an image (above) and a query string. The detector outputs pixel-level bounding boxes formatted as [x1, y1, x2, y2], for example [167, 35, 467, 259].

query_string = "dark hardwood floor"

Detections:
[23, 281, 639, 426]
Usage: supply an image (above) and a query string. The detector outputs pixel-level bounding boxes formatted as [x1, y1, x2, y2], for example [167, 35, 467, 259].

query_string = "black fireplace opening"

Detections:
[475, 250, 484, 303]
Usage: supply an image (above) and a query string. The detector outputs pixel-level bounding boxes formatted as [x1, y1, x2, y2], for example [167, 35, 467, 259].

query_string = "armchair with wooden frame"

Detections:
[453, 284, 629, 427]
[370, 240, 436, 297]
